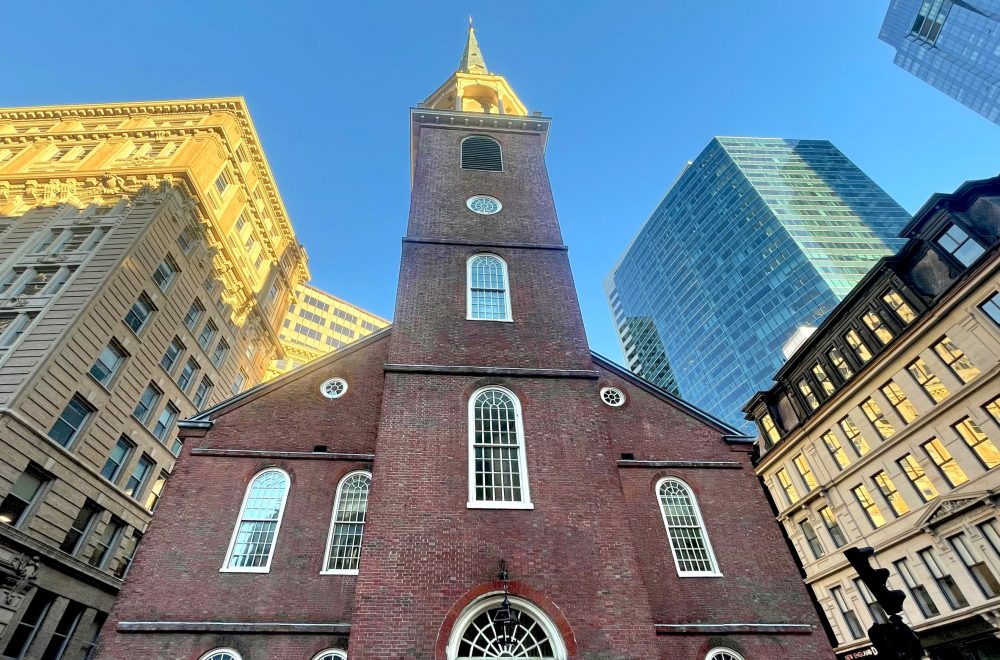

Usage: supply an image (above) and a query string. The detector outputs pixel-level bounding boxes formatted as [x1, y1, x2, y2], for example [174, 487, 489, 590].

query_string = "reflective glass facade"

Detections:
[880, 0, 1000, 125]
[604, 138, 910, 432]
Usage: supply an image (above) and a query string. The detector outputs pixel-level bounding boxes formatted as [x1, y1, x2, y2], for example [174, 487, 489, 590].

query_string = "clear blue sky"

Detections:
[5, 2, 999, 364]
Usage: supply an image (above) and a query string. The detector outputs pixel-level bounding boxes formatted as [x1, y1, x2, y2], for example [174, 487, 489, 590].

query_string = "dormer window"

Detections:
[937, 223, 984, 267]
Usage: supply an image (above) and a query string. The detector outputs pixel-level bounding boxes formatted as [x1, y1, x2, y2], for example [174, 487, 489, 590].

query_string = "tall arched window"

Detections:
[446, 594, 567, 660]
[656, 477, 720, 577]
[322, 471, 372, 574]
[467, 254, 512, 321]
[461, 135, 503, 171]
[468, 387, 531, 509]
[200, 649, 241, 660]
[221, 468, 289, 572]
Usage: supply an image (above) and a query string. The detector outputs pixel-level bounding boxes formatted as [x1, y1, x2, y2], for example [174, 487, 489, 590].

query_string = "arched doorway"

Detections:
[446, 594, 568, 659]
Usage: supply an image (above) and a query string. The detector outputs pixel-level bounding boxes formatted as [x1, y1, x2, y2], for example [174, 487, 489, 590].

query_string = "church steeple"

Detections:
[421, 21, 528, 116]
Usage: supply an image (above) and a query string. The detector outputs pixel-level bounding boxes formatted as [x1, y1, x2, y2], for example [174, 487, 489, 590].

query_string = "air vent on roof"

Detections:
[461, 136, 503, 171]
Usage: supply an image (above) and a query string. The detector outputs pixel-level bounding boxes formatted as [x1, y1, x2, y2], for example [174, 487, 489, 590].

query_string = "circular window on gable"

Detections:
[466, 195, 502, 215]
[320, 378, 348, 399]
[600, 387, 625, 407]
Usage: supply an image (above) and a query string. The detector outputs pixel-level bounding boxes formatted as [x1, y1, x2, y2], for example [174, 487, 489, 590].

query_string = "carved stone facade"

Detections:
[746, 177, 1000, 658]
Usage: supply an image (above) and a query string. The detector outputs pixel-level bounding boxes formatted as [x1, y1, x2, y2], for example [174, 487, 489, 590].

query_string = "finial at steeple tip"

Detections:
[469, 15, 474, 29]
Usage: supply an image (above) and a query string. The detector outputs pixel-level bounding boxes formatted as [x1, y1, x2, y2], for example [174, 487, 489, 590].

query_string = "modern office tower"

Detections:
[605, 137, 912, 432]
[880, 0, 1000, 125]
[97, 26, 831, 660]
[0, 99, 310, 656]
[746, 175, 1000, 659]
[264, 284, 389, 381]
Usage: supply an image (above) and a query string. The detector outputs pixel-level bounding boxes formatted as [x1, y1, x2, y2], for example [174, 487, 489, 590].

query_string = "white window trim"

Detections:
[320, 470, 371, 575]
[706, 648, 746, 660]
[467, 386, 533, 509]
[199, 649, 242, 660]
[466, 253, 513, 322]
[220, 468, 290, 574]
[445, 593, 566, 660]
[656, 477, 722, 578]
[311, 649, 347, 660]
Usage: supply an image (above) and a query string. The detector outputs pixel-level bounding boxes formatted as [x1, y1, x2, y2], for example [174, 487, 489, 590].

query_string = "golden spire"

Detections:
[458, 18, 489, 74]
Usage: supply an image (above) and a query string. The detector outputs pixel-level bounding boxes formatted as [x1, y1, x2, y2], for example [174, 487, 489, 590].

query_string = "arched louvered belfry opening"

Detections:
[461, 135, 503, 171]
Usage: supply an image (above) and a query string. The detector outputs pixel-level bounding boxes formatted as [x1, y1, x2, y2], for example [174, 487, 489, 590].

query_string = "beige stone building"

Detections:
[745, 176, 1000, 659]
[0, 99, 313, 658]
[264, 283, 388, 381]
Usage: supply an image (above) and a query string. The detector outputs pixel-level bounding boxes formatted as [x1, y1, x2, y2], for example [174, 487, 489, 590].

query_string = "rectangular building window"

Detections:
[861, 398, 894, 439]
[101, 437, 134, 482]
[2, 590, 52, 659]
[828, 346, 853, 380]
[911, 0, 952, 43]
[908, 358, 950, 403]
[114, 530, 143, 579]
[145, 472, 168, 512]
[881, 381, 918, 423]
[132, 384, 161, 424]
[831, 586, 864, 640]
[294, 323, 322, 341]
[123, 293, 155, 334]
[798, 379, 819, 410]
[852, 484, 886, 529]
[151, 256, 178, 291]
[234, 214, 246, 234]
[820, 506, 847, 547]
[41, 601, 84, 660]
[152, 403, 179, 442]
[49, 395, 93, 447]
[326, 336, 346, 349]
[863, 310, 894, 345]
[160, 337, 184, 373]
[800, 520, 824, 559]
[211, 338, 230, 367]
[231, 369, 248, 395]
[177, 358, 199, 392]
[197, 319, 218, 351]
[986, 396, 1000, 427]
[883, 289, 917, 325]
[177, 230, 194, 254]
[897, 454, 939, 502]
[937, 222, 984, 266]
[894, 558, 940, 618]
[949, 533, 1000, 598]
[979, 292, 1000, 327]
[839, 417, 871, 457]
[978, 520, 1000, 566]
[844, 329, 873, 364]
[361, 319, 380, 333]
[920, 547, 969, 609]
[331, 321, 356, 338]
[214, 169, 232, 195]
[923, 438, 968, 488]
[812, 363, 835, 395]
[15, 267, 64, 296]
[59, 500, 101, 555]
[88, 341, 126, 386]
[183, 299, 205, 331]
[954, 418, 1000, 469]
[0, 466, 49, 528]
[775, 468, 800, 505]
[333, 307, 358, 324]
[933, 337, 980, 384]
[873, 470, 910, 517]
[193, 376, 213, 409]
[793, 454, 819, 492]
[853, 578, 888, 624]
[822, 431, 851, 470]
[124, 456, 154, 500]
[88, 518, 124, 569]
[760, 413, 781, 447]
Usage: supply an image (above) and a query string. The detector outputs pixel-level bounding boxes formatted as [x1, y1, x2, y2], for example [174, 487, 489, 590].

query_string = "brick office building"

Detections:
[97, 27, 833, 660]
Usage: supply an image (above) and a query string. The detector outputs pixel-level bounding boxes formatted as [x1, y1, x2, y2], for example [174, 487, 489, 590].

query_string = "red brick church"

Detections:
[97, 26, 833, 660]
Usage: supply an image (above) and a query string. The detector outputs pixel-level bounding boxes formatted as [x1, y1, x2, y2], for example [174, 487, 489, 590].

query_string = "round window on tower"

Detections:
[600, 387, 625, 407]
[466, 195, 502, 215]
[320, 378, 348, 399]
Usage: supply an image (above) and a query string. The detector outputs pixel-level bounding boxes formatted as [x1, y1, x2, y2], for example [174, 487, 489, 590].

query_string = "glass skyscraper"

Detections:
[880, 0, 1000, 125]
[604, 137, 911, 432]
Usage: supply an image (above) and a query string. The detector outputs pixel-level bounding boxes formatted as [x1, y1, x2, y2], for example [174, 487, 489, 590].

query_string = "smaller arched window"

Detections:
[706, 648, 746, 660]
[656, 477, 720, 577]
[467, 254, 512, 321]
[200, 650, 242, 660]
[468, 387, 531, 509]
[461, 135, 503, 171]
[221, 468, 290, 572]
[312, 650, 347, 660]
[322, 471, 372, 574]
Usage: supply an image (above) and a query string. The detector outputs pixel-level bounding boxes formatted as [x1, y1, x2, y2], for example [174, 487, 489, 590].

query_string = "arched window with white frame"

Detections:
[446, 594, 567, 659]
[311, 650, 347, 660]
[221, 468, 289, 572]
[656, 477, 721, 577]
[322, 470, 372, 574]
[467, 254, 512, 321]
[706, 647, 746, 660]
[199, 649, 242, 660]
[468, 387, 532, 509]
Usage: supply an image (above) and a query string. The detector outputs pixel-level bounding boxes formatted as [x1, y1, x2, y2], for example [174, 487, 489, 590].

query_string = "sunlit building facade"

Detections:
[265, 284, 389, 381]
[605, 137, 911, 432]
[880, 0, 1000, 125]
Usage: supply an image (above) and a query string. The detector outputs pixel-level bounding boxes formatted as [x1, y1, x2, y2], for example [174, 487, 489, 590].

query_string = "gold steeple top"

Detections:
[421, 21, 527, 116]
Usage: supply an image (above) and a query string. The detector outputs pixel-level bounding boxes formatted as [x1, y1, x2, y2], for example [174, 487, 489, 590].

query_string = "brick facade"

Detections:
[97, 49, 833, 660]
